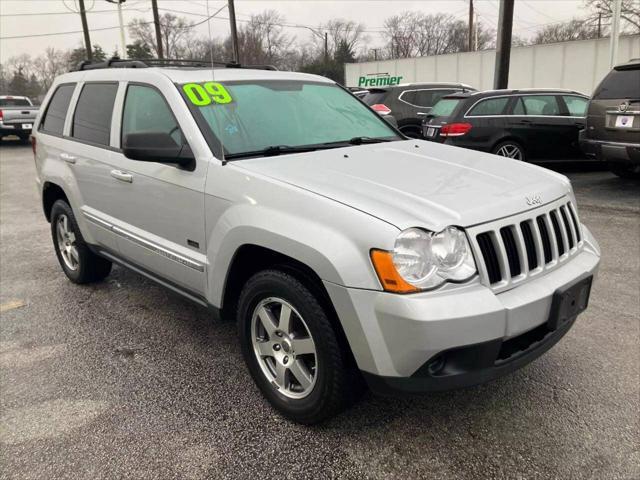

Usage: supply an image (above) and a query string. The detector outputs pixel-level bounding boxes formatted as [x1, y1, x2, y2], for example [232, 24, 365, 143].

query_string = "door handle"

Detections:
[416, 112, 428, 116]
[59, 153, 77, 164]
[110, 169, 133, 183]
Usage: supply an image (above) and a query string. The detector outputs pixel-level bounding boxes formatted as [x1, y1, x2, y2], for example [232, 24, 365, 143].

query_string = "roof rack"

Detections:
[73, 57, 278, 72]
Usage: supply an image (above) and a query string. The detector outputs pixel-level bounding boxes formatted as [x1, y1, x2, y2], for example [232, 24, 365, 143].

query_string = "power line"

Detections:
[0, 22, 153, 40]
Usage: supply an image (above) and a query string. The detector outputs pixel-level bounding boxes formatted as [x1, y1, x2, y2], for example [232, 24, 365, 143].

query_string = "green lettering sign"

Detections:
[183, 82, 232, 106]
[357, 75, 403, 88]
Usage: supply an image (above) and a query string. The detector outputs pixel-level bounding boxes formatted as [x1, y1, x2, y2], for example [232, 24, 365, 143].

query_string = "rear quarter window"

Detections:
[40, 84, 76, 135]
[0, 98, 30, 107]
[430, 98, 462, 117]
[72, 83, 118, 146]
[467, 97, 509, 116]
[593, 68, 640, 99]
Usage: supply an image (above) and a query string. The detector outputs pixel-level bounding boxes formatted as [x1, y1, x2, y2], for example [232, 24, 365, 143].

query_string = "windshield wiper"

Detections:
[321, 136, 395, 147]
[225, 144, 319, 160]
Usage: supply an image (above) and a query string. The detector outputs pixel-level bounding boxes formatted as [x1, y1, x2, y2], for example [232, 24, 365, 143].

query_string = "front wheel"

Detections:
[492, 140, 526, 162]
[237, 269, 362, 424]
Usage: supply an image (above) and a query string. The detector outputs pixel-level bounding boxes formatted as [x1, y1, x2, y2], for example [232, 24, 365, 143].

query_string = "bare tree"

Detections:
[584, 0, 640, 33]
[313, 19, 366, 57]
[382, 11, 493, 58]
[533, 19, 599, 44]
[128, 13, 195, 58]
[32, 48, 69, 92]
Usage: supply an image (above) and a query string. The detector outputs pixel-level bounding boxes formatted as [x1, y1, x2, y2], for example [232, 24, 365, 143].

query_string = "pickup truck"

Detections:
[0, 95, 39, 142]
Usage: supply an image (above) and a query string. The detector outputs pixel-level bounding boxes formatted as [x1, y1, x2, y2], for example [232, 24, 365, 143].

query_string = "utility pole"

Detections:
[151, 0, 163, 59]
[597, 12, 602, 38]
[474, 12, 479, 51]
[372, 48, 379, 61]
[468, 0, 474, 52]
[324, 32, 329, 62]
[608, 0, 622, 68]
[493, 0, 514, 89]
[228, 0, 240, 63]
[106, 0, 127, 58]
[78, 0, 92, 60]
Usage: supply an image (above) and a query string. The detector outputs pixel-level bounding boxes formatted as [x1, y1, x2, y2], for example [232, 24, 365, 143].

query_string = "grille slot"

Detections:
[500, 227, 521, 277]
[536, 216, 553, 264]
[477, 232, 502, 284]
[520, 221, 538, 270]
[560, 207, 575, 249]
[567, 203, 581, 242]
[474, 200, 582, 289]
[550, 211, 565, 256]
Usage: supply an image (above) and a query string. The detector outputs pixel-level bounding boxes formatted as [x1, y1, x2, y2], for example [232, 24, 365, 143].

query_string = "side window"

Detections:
[468, 97, 509, 116]
[399, 90, 416, 105]
[41, 84, 75, 135]
[512, 97, 526, 115]
[122, 84, 181, 144]
[521, 95, 560, 116]
[562, 96, 588, 116]
[72, 83, 118, 146]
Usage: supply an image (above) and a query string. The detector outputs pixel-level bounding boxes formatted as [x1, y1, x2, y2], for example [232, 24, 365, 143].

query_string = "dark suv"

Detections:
[362, 83, 475, 138]
[579, 59, 640, 179]
[423, 89, 589, 162]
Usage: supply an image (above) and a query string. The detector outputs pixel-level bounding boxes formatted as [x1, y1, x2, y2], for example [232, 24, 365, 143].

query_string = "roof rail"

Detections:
[73, 57, 278, 72]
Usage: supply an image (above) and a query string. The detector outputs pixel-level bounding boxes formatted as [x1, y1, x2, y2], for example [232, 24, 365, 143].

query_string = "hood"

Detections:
[236, 140, 571, 231]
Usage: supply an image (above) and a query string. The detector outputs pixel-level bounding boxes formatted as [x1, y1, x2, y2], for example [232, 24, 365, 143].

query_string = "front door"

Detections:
[107, 83, 208, 295]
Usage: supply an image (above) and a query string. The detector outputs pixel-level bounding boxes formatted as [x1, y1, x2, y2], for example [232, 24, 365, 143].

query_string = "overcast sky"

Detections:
[0, 0, 590, 62]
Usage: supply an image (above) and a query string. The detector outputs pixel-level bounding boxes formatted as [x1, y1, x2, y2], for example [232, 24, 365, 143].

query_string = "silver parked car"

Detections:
[33, 60, 600, 424]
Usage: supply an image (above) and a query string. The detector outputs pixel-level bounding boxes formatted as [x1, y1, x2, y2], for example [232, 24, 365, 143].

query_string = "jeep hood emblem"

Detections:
[526, 195, 542, 206]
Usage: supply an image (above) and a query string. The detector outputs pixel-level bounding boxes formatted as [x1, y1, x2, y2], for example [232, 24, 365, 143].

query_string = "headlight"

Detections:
[371, 226, 476, 293]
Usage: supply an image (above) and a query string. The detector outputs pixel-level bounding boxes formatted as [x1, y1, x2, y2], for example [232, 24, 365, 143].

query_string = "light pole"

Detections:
[106, 0, 127, 58]
[609, 0, 622, 68]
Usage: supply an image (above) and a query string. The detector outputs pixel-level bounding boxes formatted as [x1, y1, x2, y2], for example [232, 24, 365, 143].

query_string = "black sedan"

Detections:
[423, 89, 589, 162]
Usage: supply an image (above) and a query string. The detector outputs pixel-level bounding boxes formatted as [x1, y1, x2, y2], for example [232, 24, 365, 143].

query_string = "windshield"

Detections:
[430, 98, 462, 117]
[0, 98, 30, 107]
[362, 90, 388, 105]
[180, 80, 400, 159]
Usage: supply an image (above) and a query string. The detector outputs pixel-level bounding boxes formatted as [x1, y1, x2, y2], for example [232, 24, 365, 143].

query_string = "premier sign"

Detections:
[358, 74, 403, 87]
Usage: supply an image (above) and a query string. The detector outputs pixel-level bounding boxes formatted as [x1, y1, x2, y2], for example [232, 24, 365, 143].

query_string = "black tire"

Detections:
[50, 199, 112, 284]
[18, 134, 30, 144]
[492, 140, 526, 162]
[608, 162, 640, 180]
[237, 269, 362, 424]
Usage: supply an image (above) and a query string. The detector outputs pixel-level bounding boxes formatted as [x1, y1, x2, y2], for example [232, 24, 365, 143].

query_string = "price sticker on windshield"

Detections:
[183, 82, 232, 106]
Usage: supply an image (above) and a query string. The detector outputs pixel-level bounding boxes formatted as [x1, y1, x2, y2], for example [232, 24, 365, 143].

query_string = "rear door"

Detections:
[559, 94, 589, 158]
[65, 82, 122, 252]
[509, 95, 568, 160]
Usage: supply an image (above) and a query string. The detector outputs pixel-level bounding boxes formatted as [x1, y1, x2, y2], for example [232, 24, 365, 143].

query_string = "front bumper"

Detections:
[324, 225, 600, 393]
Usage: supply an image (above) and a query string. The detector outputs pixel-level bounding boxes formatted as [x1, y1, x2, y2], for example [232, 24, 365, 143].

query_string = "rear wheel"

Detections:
[238, 269, 362, 424]
[492, 140, 526, 161]
[608, 162, 640, 180]
[50, 200, 112, 284]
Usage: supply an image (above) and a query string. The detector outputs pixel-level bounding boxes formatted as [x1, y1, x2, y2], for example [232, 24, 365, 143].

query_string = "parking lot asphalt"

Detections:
[1, 140, 638, 480]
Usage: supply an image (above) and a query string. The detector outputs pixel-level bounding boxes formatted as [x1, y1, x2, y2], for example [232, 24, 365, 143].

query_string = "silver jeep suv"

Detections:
[33, 60, 600, 424]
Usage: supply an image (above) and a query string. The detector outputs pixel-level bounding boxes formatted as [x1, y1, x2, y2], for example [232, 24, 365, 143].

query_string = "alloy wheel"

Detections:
[251, 297, 317, 399]
[496, 143, 523, 160]
[56, 214, 79, 271]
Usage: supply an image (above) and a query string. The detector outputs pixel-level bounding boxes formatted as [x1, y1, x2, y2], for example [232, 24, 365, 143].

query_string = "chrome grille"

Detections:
[468, 198, 583, 292]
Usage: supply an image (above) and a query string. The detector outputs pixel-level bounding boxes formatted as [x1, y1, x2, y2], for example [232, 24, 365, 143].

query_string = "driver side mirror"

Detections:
[122, 132, 194, 168]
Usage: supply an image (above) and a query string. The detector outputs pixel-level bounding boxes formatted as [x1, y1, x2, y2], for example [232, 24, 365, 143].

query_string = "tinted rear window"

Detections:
[362, 90, 388, 105]
[72, 83, 118, 146]
[594, 68, 640, 99]
[41, 84, 76, 135]
[407, 89, 458, 108]
[430, 98, 462, 117]
[0, 98, 30, 107]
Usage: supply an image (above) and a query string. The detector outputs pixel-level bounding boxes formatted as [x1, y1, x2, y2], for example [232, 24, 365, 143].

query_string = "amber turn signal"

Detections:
[370, 249, 420, 294]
